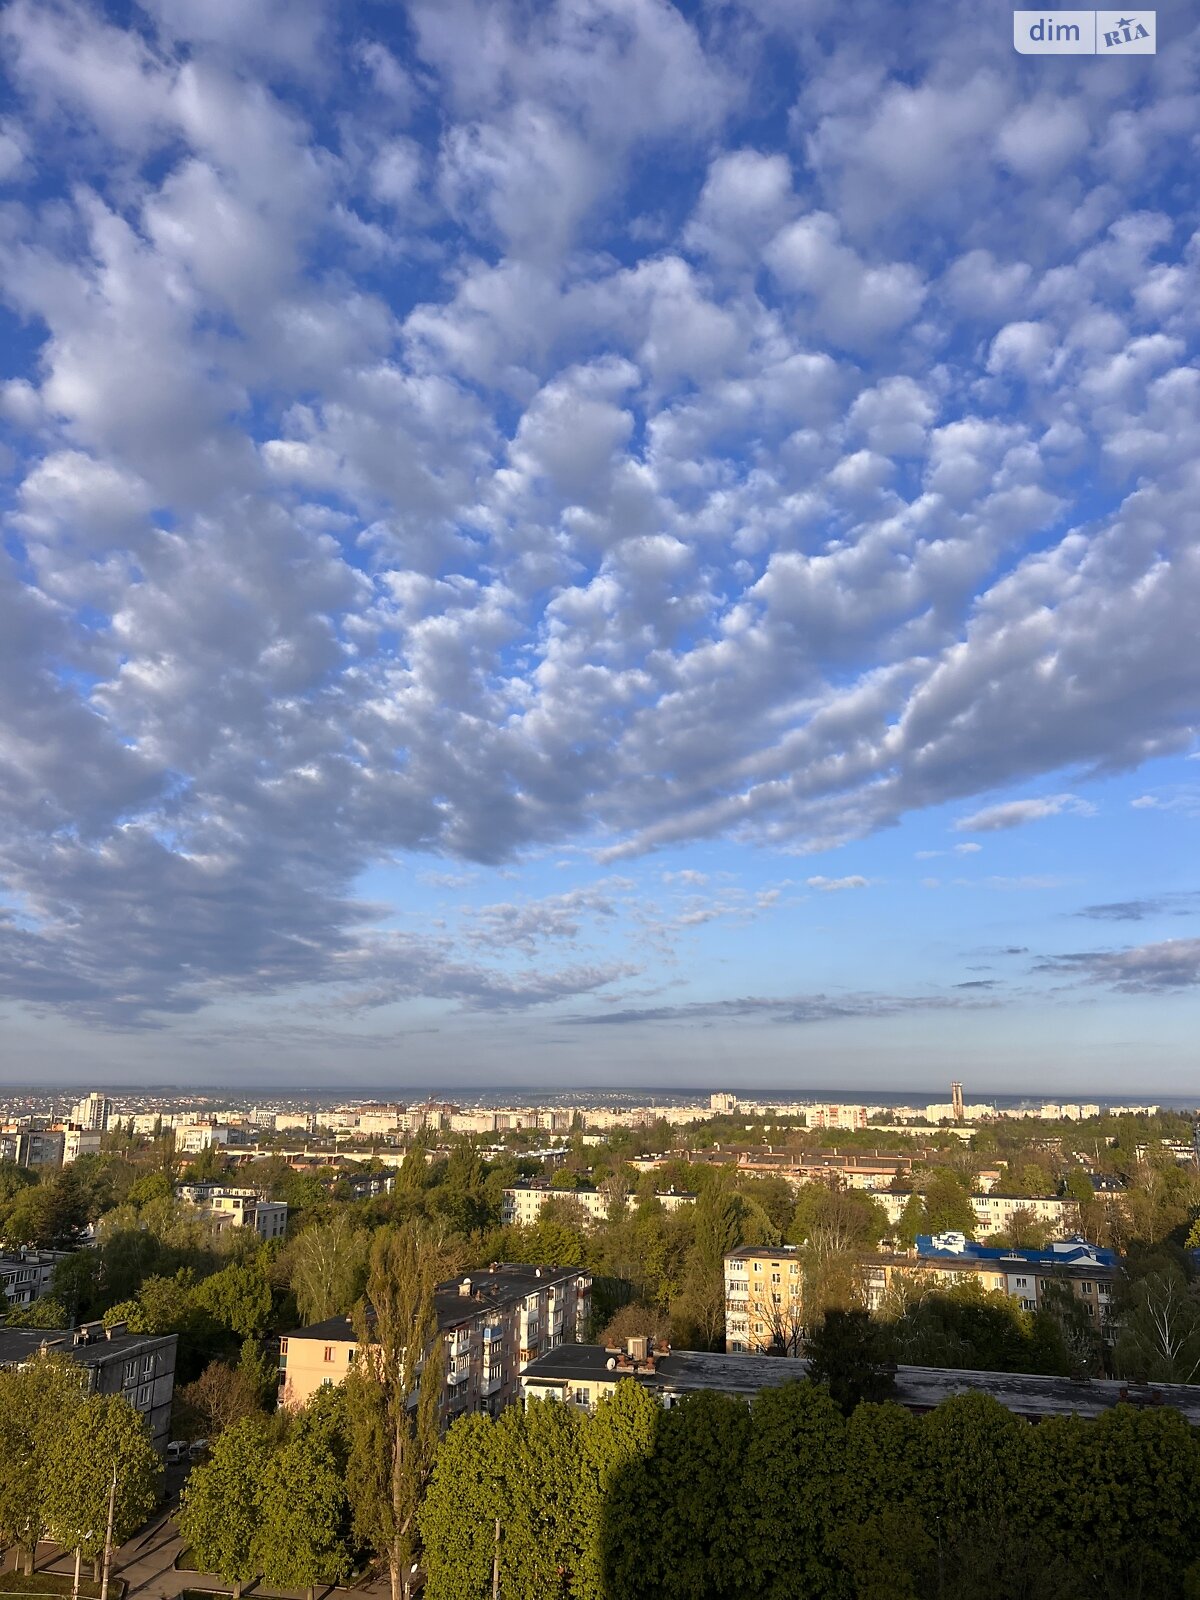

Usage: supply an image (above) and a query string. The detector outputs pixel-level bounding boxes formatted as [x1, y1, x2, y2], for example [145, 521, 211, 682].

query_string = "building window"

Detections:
[729, 1259, 745, 1272]
[1079, 1281, 1093, 1294]
[324, 1346, 335, 1362]
[137, 1384, 152, 1408]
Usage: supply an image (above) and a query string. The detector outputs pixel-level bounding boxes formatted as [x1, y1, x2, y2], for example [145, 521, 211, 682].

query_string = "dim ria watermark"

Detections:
[1014, 11, 1156, 54]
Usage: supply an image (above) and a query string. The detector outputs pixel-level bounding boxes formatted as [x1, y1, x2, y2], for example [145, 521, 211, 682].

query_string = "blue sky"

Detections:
[0, 0, 1197, 1092]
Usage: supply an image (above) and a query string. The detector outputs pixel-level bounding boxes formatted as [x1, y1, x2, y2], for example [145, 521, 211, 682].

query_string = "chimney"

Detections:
[459, 1277, 472, 1297]
[627, 1335, 649, 1362]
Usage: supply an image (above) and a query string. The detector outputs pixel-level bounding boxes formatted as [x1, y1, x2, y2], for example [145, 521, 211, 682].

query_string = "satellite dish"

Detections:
[606, 1357, 617, 1369]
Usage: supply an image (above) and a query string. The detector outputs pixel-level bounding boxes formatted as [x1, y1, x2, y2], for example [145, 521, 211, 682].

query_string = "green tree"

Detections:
[195, 1256, 273, 1340]
[1114, 1268, 1200, 1383]
[345, 1226, 446, 1600]
[178, 1418, 270, 1597]
[0, 1174, 88, 1249]
[920, 1169, 977, 1236]
[418, 1413, 509, 1600]
[575, 1382, 659, 1600]
[254, 1431, 352, 1600]
[805, 1309, 897, 1415]
[893, 1191, 925, 1248]
[1, 1294, 71, 1328]
[286, 1214, 369, 1323]
[1063, 1168, 1096, 1205]
[0, 1356, 86, 1572]
[43, 1394, 161, 1585]
[604, 1388, 751, 1600]
[917, 1391, 1028, 1541]
[503, 1399, 584, 1598]
[738, 1382, 847, 1599]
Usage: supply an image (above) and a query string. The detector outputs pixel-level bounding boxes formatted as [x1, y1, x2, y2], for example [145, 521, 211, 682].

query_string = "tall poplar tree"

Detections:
[345, 1225, 447, 1600]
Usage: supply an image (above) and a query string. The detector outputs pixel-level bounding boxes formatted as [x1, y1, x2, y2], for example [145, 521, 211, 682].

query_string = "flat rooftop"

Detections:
[285, 1262, 588, 1342]
[0, 1326, 175, 1366]
[520, 1345, 1200, 1424]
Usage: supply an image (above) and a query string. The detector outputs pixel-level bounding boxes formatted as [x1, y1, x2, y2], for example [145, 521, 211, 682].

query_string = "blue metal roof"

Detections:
[914, 1233, 1117, 1267]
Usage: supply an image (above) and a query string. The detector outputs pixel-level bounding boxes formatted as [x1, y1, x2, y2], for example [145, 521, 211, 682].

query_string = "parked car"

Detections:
[188, 1439, 210, 1460]
[166, 1441, 188, 1464]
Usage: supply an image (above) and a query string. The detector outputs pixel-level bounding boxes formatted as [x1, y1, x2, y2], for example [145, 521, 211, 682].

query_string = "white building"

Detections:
[71, 1094, 112, 1132]
[177, 1184, 288, 1241]
[62, 1128, 103, 1165]
[923, 1101, 996, 1123]
[501, 1185, 695, 1228]
[176, 1124, 233, 1154]
[805, 1104, 868, 1131]
[710, 1092, 738, 1114]
[0, 1248, 71, 1309]
[970, 1193, 1080, 1237]
[872, 1191, 1081, 1240]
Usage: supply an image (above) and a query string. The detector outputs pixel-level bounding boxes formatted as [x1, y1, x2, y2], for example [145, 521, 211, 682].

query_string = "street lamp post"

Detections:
[98, 1463, 118, 1600]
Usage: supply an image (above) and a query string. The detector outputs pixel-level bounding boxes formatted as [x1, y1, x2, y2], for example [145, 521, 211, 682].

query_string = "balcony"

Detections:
[447, 1361, 470, 1386]
[481, 1369, 502, 1396]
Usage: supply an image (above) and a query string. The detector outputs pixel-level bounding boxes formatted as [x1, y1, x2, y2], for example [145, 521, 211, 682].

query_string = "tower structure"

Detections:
[951, 1081, 964, 1122]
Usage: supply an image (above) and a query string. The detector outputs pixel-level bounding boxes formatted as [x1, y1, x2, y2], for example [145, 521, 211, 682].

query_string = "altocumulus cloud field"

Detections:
[0, 0, 1198, 1088]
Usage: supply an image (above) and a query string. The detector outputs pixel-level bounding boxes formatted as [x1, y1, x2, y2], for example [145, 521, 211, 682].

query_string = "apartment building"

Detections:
[723, 1235, 1120, 1352]
[177, 1184, 288, 1241]
[62, 1127, 103, 1165]
[0, 1322, 177, 1451]
[501, 1184, 695, 1228]
[176, 1124, 235, 1154]
[279, 1262, 592, 1423]
[521, 1342, 1200, 1425]
[71, 1093, 112, 1132]
[722, 1147, 915, 1192]
[0, 1128, 65, 1168]
[969, 1193, 1081, 1238]
[872, 1190, 1081, 1239]
[0, 1247, 71, 1310]
[805, 1104, 869, 1131]
[724, 1245, 804, 1354]
[860, 1235, 1119, 1332]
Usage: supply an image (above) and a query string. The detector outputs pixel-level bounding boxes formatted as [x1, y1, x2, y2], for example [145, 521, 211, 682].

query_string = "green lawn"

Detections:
[0, 1575, 123, 1599]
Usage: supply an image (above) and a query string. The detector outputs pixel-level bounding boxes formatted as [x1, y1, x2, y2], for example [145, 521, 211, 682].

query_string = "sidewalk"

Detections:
[4, 1523, 395, 1600]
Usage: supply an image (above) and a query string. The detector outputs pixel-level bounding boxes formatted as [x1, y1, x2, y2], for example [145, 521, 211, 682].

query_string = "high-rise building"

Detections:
[71, 1093, 112, 1132]
[951, 1081, 964, 1122]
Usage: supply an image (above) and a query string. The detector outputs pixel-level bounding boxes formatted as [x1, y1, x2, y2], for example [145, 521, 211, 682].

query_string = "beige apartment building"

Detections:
[279, 1261, 591, 1423]
[501, 1184, 695, 1228]
[724, 1237, 1119, 1353]
[724, 1245, 805, 1353]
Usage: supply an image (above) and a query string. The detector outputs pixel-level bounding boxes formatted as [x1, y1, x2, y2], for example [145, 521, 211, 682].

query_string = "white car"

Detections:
[166, 1441, 188, 1463]
[187, 1439, 210, 1460]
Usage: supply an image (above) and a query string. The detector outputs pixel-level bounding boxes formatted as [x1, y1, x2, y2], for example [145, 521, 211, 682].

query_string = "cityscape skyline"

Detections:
[1, 0, 1197, 1086]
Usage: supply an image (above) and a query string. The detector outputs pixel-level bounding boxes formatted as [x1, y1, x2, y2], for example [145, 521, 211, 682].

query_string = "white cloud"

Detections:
[806, 875, 869, 892]
[955, 795, 1097, 832]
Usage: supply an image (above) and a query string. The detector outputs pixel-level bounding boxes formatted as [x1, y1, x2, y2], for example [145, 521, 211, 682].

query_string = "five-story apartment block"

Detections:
[279, 1262, 591, 1423]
